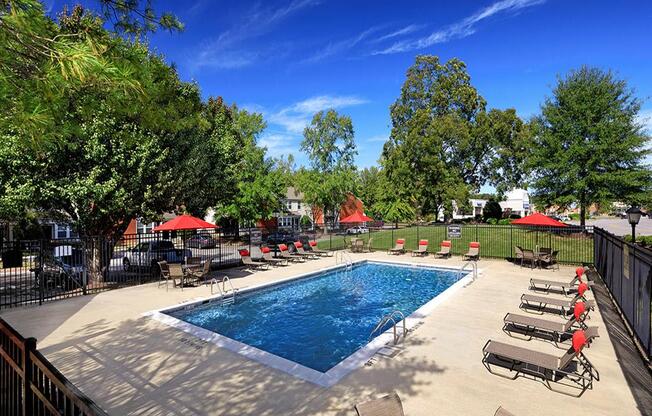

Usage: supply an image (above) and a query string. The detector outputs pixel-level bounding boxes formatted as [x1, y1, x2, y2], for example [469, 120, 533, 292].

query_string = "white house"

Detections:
[449, 188, 531, 220]
[275, 187, 313, 229]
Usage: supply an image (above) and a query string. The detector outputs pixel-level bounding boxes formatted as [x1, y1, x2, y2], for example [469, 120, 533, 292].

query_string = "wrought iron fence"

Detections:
[0, 223, 595, 310]
[593, 227, 652, 361]
[0, 317, 108, 416]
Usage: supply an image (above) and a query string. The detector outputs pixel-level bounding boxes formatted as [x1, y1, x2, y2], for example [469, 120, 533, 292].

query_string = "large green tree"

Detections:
[0, 1, 181, 147]
[0, 8, 213, 279]
[212, 105, 286, 227]
[383, 55, 531, 220]
[529, 66, 652, 226]
[299, 109, 357, 225]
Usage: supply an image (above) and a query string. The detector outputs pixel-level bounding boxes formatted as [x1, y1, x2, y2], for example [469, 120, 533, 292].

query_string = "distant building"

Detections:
[273, 187, 313, 229]
[449, 188, 531, 220]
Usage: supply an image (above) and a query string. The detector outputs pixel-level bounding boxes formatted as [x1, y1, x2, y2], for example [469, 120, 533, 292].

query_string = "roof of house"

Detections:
[286, 187, 304, 200]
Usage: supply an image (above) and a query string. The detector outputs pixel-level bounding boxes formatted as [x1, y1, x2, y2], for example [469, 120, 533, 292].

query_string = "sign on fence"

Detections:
[447, 225, 462, 239]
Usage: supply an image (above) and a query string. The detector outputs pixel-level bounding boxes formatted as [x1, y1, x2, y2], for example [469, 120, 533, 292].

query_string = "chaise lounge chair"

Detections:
[239, 249, 269, 271]
[411, 239, 429, 256]
[520, 293, 595, 316]
[530, 267, 593, 295]
[463, 242, 480, 261]
[261, 247, 287, 266]
[307, 241, 332, 256]
[503, 302, 592, 345]
[278, 244, 305, 262]
[434, 240, 452, 258]
[388, 239, 405, 255]
[293, 241, 318, 259]
[482, 328, 600, 396]
[354, 391, 404, 416]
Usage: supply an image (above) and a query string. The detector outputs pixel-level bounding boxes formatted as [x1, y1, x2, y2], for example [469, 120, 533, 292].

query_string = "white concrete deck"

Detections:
[0, 253, 643, 415]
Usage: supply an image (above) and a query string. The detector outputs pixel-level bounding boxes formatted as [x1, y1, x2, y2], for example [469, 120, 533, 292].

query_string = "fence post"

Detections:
[475, 224, 478, 242]
[22, 337, 36, 416]
[416, 224, 419, 246]
[510, 226, 513, 258]
[38, 239, 44, 306]
[82, 238, 88, 295]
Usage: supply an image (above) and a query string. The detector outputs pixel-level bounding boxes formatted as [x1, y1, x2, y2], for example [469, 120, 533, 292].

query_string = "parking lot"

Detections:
[569, 217, 652, 236]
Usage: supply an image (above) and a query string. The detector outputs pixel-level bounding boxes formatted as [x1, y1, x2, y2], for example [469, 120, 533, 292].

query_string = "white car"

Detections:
[346, 226, 369, 235]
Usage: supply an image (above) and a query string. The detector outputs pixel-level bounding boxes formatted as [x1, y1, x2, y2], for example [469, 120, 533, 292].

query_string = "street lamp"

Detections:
[626, 206, 643, 242]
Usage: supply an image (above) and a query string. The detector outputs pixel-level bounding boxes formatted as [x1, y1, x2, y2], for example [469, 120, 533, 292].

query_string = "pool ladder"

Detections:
[335, 251, 354, 269]
[460, 261, 478, 281]
[369, 310, 407, 345]
[211, 276, 237, 305]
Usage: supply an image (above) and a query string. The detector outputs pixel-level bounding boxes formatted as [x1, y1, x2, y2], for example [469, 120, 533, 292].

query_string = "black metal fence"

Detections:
[0, 223, 595, 310]
[0, 317, 108, 416]
[593, 227, 652, 361]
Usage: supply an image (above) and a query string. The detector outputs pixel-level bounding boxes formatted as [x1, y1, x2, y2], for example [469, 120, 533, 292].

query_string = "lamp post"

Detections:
[626, 206, 642, 242]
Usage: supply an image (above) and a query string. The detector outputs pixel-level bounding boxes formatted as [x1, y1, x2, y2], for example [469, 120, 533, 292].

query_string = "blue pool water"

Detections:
[166, 262, 462, 372]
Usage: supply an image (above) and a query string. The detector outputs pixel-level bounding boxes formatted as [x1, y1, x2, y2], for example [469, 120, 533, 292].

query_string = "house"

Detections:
[274, 187, 313, 229]
[449, 188, 531, 220]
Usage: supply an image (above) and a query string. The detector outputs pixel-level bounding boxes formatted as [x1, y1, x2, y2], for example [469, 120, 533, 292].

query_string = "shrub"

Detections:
[482, 199, 503, 222]
[569, 213, 580, 221]
[509, 214, 521, 219]
[486, 217, 498, 225]
[498, 218, 512, 225]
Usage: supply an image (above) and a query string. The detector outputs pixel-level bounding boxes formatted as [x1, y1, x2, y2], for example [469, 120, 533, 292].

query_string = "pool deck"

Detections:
[0, 253, 645, 415]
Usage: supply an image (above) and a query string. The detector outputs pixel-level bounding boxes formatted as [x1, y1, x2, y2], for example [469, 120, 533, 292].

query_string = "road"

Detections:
[569, 217, 652, 236]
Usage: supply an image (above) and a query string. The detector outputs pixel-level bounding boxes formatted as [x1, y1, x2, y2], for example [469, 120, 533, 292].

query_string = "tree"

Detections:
[0, 9, 206, 280]
[301, 109, 356, 173]
[298, 109, 357, 225]
[212, 105, 286, 227]
[529, 67, 652, 226]
[482, 198, 503, 222]
[0, 1, 181, 147]
[382, 55, 530, 221]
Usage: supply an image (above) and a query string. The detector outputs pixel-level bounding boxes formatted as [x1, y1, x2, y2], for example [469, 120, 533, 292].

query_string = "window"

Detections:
[137, 220, 156, 234]
[54, 223, 77, 239]
[286, 201, 292, 210]
[297, 202, 301, 210]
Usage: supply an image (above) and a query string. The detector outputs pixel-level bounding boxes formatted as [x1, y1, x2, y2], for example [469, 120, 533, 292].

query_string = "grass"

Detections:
[316, 225, 594, 264]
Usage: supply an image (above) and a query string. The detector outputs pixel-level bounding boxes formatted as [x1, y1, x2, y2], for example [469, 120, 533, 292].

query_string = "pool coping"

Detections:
[144, 259, 476, 387]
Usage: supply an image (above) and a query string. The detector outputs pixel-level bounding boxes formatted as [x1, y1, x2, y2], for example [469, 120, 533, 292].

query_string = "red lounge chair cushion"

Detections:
[309, 241, 317, 247]
[578, 282, 589, 297]
[572, 330, 587, 354]
[574, 302, 586, 321]
[239, 249, 250, 257]
[419, 240, 428, 245]
[441, 241, 451, 247]
[278, 244, 288, 251]
[576, 267, 584, 279]
[294, 242, 303, 248]
[396, 239, 405, 244]
[261, 247, 271, 254]
[469, 242, 480, 248]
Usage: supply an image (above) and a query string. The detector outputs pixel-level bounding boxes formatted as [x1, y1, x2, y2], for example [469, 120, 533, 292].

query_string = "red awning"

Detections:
[339, 211, 373, 223]
[511, 213, 567, 227]
[153, 214, 219, 232]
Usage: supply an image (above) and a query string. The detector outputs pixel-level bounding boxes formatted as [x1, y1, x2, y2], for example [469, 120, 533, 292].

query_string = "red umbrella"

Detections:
[153, 214, 219, 232]
[511, 213, 567, 227]
[339, 211, 373, 223]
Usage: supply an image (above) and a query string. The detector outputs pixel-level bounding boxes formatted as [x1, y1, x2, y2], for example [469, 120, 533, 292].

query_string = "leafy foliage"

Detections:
[529, 66, 652, 226]
[482, 198, 503, 222]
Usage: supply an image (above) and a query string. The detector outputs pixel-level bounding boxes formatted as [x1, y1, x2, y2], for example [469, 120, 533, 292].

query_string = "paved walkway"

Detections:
[0, 254, 645, 415]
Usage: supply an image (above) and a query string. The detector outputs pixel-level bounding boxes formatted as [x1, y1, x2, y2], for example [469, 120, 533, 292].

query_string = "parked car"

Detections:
[185, 234, 217, 249]
[32, 246, 84, 290]
[346, 226, 369, 235]
[122, 240, 191, 274]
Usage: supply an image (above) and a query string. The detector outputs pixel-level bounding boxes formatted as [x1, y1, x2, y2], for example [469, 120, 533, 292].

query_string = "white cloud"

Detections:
[268, 95, 368, 134]
[258, 134, 298, 157]
[373, 0, 546, 55]
[302, 27, 381, 64]
[191, 0, 320, 70]
[636, 109, 652, 134]
[366, 134, 388, 143]
[372, 24, 424, 43]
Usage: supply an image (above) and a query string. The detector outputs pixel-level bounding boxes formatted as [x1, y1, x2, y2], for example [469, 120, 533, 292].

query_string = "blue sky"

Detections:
[54, 0, 652, 170]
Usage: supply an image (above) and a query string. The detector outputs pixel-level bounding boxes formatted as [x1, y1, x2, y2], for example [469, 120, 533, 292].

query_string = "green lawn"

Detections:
[317, 225, 593, 264]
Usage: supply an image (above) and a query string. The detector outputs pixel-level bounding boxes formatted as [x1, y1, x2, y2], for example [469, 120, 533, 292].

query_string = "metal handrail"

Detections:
[335, 251, 353, 267]
[211, 276, 237, 304]
[369, 310, 407, 345]
[460, 260, 478, 281]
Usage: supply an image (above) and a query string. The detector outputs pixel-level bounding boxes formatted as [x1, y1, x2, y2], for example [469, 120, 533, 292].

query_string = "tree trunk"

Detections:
[85, 237, 106, 285]
[580, 203, 586, 228]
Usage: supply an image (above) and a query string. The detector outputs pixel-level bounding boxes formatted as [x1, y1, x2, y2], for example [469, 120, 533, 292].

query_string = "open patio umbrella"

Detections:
[153, 214, 219, 232]
[511, 212, 567, 250]
[339, 211, 373, 223]
[510, 212, 567, 227]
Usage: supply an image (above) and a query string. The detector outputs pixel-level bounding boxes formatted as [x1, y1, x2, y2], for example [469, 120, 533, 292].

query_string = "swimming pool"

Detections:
[149, 260, 471, 386]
